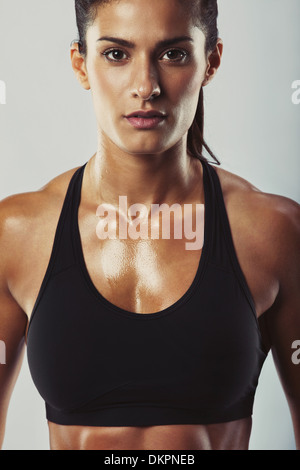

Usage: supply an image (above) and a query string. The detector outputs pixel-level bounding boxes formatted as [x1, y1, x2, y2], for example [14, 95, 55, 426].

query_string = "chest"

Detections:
[13, 193, 277, 322]
[26, 239, 266, 420]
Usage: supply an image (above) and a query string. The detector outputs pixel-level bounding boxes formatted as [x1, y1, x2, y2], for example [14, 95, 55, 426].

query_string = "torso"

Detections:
[4, 158, 282, 450]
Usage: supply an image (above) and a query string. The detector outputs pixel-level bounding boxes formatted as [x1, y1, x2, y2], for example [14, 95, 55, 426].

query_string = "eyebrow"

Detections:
[96, 35, 194, 49]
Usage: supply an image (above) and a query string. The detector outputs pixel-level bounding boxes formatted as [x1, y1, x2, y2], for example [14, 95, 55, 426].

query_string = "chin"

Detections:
[127, 147, 168, 156]
[120, 140, 170, 156]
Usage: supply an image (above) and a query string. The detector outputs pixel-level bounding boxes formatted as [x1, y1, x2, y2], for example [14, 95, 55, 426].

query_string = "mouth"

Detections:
[125, 110, 167, 130]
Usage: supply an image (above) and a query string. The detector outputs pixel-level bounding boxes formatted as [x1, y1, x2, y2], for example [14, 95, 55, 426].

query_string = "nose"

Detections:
[130, 59, 161, 101]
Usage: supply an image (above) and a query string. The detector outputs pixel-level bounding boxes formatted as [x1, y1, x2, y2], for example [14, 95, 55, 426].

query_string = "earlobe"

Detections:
[70, 44, 91, 91]
[202, 70, 211, 87]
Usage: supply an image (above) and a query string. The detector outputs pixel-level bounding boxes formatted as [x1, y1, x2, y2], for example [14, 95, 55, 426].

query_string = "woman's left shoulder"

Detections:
[214, 164, 300, 235]
[213, 165, 300, 287]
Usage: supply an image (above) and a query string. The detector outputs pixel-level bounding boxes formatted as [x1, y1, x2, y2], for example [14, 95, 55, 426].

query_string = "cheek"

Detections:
[165, 69, 203, 125]
[89, 72, 115, 108]
[165, 64, 204, 103]
[87, 61, 126, 111]
[90, 73, 134, 137]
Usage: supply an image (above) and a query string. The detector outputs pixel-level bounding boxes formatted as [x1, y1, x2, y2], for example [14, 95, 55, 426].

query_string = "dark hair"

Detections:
[74, 0, 220, 165]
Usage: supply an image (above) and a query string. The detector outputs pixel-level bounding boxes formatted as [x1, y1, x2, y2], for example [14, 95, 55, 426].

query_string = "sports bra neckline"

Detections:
[72, 158, 213, 320]
[26, 158, 267, 428]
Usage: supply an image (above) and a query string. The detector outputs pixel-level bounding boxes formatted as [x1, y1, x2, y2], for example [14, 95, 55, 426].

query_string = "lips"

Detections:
[125, 110, 166, 118]
[125, 110, 167, 129]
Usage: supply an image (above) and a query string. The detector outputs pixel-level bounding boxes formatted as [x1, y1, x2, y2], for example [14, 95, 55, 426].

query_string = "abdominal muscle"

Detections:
[48, 418, 252, 450]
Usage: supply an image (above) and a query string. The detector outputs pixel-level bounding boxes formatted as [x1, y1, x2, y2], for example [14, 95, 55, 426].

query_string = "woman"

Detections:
[0, 0, 299, 451]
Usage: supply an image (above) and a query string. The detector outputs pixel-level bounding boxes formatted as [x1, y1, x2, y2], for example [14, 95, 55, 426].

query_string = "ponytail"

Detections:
[187, 88, 220, 165]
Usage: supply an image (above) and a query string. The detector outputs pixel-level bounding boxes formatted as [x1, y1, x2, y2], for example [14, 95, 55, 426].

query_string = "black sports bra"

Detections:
[26, 159, 267, 426]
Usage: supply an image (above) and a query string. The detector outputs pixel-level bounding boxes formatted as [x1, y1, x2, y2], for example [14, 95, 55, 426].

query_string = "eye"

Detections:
[102, 48, 129, 62]
[160, 49, 188, 62]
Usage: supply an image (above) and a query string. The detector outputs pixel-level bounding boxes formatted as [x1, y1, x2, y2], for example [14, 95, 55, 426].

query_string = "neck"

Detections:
[85, 135, 203, 210]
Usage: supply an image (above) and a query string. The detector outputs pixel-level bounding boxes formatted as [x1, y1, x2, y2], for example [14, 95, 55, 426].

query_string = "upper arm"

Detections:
[0, 199, 28, 448]
[261, 197, 300, 448]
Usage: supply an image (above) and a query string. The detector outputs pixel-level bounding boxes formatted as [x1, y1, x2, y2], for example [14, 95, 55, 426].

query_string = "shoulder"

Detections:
[0, 164, 81, 215]
[0, 165, 81, 263]
[213, 164, 300, 235]
[214, 163, 299, 215]
[213, 164, 300, 282]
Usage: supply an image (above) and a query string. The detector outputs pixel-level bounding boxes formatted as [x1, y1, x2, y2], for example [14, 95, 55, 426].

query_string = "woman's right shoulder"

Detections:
[0, 165, 82, 242]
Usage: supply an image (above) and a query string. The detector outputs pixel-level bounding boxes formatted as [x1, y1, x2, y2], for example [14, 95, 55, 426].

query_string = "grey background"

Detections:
[0, 0, 299, 450]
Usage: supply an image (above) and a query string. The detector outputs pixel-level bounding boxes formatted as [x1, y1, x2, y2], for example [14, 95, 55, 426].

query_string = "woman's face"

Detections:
[74, 0, 219, 156]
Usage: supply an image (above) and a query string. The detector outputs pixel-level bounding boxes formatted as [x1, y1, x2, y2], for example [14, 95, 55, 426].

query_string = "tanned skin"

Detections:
[0, 0, 299, 450]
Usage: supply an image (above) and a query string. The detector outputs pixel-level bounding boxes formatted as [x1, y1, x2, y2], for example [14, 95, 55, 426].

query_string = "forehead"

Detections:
[86, 0, 204, 44]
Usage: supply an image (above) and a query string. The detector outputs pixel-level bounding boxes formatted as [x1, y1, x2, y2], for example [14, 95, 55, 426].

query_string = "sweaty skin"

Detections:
[0, 0, 300, 451]
[2, 158, 299, 450]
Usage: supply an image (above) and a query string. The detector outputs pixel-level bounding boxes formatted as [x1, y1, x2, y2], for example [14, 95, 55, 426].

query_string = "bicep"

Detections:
[268, 289, 300, 399]
[0, 281, 28, 448]
[265, 289, 300, 448]
[263, 203, 300, 447]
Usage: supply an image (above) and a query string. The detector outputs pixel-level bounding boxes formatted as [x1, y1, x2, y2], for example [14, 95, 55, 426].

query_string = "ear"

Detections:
[70, 41, 91, 90]
[202, 38, 223, 87]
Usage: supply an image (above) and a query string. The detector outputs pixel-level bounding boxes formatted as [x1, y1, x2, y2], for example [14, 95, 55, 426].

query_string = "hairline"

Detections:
[79, 0, 210, 57]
